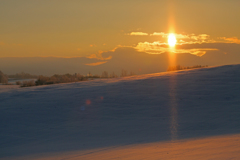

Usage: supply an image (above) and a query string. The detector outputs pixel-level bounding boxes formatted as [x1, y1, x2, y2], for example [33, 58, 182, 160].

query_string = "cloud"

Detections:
[128, 32, 148, 36]
[87, 51, 112, 60]
[219, 37, 240, 44]
[129, 31, 215, 44]
[122, 31, 240, 58]
[196, 34, 209, 40]
[135, 41, 167, 54]
[175, 34, 190, 39]
[150, 32, 168, 37]
[131, 32, 221, 56]
[175, 48, 217, 56]
[150, 32, 190, 39]
[135, 41, 218, 56]
[85, 61, 107, 66]
[149, 32, 210, 40]
[90, 44, 97, 47]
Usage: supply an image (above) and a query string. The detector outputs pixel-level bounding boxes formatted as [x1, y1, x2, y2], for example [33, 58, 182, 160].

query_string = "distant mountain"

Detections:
[0, 44, 240, 76]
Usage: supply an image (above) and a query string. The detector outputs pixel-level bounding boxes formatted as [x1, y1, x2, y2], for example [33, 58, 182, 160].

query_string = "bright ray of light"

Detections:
[168, 33, 177, 47]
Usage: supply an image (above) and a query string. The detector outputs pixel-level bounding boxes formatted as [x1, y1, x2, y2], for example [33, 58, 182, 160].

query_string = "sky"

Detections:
[1, 0, 240, 58]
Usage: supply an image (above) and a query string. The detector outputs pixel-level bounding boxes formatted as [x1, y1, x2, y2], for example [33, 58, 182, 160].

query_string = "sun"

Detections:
[168, 33, 177, 47]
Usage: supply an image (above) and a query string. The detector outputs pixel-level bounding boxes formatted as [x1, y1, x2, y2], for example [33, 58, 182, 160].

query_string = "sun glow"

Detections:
[168, 33, 177, 47]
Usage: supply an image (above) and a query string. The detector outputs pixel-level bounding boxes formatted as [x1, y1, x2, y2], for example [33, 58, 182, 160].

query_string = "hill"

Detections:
[0, 64, 240, 159]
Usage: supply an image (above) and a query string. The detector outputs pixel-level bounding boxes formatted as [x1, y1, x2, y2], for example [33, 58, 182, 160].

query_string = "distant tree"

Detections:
[121, 69, 128, 77]
[21, 80, 35, 87]
[87, 72, 92, 77]
[167, 65, 208, 71]
[16, 81, 22, 85]
[101, 71, 109, 78]
[109, 72, 118, 78]
[0, 71, 8, 84]
[93, 74, 101, 78]
[129, 71, 135, 76]
[8, 72, 38, 79]
[35, 73, 88, 86]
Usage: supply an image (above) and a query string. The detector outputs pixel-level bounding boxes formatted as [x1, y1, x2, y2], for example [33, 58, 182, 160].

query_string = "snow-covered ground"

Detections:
[1, 65, 240, 159]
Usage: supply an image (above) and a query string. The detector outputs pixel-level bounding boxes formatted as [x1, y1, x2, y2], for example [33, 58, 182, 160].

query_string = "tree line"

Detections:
[167, 65, 208, 72]
[0, 69, 136, 87]
[8, 72, 38, 79]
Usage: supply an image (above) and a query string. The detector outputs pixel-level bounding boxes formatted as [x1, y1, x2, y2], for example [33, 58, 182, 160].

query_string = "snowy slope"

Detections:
[1, 65, 240, 159]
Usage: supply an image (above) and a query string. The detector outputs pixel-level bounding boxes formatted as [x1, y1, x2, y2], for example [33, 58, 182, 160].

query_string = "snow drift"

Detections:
[0, 64, 240, 159]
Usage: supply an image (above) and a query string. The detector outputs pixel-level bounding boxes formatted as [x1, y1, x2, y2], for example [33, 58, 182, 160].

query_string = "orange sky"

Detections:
[0, 0, 240, 57]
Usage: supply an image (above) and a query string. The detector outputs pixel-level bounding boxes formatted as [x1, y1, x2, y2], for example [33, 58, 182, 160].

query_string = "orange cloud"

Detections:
[85, 61, 107, 66]
[220, 37, 240, 44]
[128, 32, 148, 36]
[149, 32, 211, 42]
[119, 32, 239, 56]
[135, 41, 218, 56]
[90, 44, 97, 47]
[87, 54, 99, 59]
[150, 32, 190, 39]
[87, 51, 112, 60]
[150, 32, 167, 36]
[129, 32, 214, 44]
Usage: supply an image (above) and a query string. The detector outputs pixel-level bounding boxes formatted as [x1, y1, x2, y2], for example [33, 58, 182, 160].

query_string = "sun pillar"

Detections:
[167, 0, 178, 142]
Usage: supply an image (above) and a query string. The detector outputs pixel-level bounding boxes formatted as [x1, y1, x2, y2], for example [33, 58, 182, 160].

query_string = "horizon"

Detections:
[1, 45, 240, 76]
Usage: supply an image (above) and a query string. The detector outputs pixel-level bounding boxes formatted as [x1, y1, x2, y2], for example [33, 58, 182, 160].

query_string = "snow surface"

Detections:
[1, 65, 240, 159]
